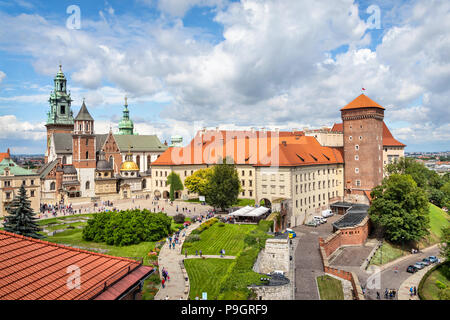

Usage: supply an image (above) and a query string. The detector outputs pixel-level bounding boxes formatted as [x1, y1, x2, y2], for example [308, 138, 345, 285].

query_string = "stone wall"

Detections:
[253, 238, 290, 274]
[249, 283, 291, 300]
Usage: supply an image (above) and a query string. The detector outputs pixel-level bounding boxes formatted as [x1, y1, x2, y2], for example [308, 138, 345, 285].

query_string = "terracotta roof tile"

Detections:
[0, 230, 151, 300]
[152, 130, 343, 167]
[340, 94, 385, 111]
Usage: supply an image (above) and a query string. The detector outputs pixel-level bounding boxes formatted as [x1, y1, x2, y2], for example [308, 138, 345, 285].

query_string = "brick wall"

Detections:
[319, 216, 369, 257]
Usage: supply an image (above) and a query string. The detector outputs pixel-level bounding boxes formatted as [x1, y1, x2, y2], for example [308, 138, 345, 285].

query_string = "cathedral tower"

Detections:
[45, 65, 74, 162]
[118, 96, 135, 135]
[341, 94, 384, 203]
[72, 99, 96, 197]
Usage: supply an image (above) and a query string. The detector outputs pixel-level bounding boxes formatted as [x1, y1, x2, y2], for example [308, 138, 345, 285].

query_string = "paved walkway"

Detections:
[154, 218, 236, 300]
[154, 220, 201, 300]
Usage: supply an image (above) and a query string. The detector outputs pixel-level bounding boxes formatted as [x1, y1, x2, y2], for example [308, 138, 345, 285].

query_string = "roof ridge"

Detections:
[0, 230, 140, 265]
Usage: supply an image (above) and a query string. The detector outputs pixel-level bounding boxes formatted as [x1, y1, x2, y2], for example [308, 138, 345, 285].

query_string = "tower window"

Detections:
[86, 151, 89, 159]
[355, 168, 359, 173]
[355, 155, 359, 161]
[86, 138, 89, 146]
[86, 181, 90, 190]
[356, 180, 361, 187]
[60, 105, 65, 114]
[355, 145, 359, 151]
[349, 136, 352, 140]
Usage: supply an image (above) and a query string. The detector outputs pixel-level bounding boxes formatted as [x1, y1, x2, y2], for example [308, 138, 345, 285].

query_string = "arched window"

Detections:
[85, 181, 90, 190]
[142, 179, 146, 189]
[109, 156, 113, 167]
[50, 182, 56, 191]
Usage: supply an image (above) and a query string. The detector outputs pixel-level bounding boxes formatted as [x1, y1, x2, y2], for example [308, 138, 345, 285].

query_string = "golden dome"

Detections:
[120, 161, 139, 171]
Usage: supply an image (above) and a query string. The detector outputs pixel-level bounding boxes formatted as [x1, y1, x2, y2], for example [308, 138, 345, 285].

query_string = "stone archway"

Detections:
[163, 191, 170, 199]
[259, 198, 272, 208]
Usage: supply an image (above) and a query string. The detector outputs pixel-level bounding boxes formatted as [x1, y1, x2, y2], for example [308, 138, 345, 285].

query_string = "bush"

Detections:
[436, 280, 447, 290]
[217, 222, 225, 227]
[185, 234, 201, 243]
[82, 209, 172, 246]
[173, 213, 186, 224]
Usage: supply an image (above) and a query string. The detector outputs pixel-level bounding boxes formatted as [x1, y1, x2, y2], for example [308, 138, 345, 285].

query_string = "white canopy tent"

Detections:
[229, 206, 270, 217]
[229, 206, 254, 216]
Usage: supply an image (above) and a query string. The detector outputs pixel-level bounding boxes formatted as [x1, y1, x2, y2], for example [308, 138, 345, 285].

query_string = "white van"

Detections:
[322, 209, 333, 217]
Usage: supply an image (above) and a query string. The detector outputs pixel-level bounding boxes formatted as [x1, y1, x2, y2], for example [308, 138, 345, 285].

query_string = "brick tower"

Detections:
[45, 65, 74, 163]
[72, 99, 96, 197]
[341, 94, 385, 203]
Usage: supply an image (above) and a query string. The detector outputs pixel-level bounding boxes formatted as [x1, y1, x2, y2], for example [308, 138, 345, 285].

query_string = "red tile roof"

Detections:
[0, 149, 10, 163]
[340, 94, 385, 111]
[151, 130, 343, 167]
[0, 230, 152, 300]
[331, 122, 405, 147]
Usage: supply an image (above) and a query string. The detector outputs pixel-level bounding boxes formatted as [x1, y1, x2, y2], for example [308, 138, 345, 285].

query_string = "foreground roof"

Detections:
[0, 230, 152, 300]
[113, 134, 167, 152]
[152, 130, 343, 167]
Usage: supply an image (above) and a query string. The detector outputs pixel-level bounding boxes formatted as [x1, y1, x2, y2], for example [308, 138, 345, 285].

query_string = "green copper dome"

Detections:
[118, 97, 135, 135]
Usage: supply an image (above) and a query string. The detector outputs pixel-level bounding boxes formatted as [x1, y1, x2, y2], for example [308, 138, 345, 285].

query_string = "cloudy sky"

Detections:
[0, 0, 449, 154]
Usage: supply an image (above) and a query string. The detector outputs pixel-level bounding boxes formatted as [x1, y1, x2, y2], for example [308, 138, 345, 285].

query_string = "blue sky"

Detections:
[0, 0, 449, 154]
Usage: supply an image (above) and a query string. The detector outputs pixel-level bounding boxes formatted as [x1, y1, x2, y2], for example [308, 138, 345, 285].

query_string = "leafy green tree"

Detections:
[3, 185, 42, 239]
[386, 157, 431, 189]
[429, 188, 446, 208]
[205, 159, 241, 211]
[369, 174, 430, 243]
[184, 168, 212, 196]
[441, 181, 450, 208]
[167, 171, 184, 201]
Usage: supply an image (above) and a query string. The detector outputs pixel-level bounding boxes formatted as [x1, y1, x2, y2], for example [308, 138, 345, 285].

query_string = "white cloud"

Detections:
[0, 0, 449, 152]
[0, 115, 46, 141]
[0, 70, 5, 83]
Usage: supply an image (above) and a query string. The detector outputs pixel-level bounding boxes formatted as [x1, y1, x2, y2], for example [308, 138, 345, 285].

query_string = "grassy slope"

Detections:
[372, 203, 449, 266]
[317, 275, 345, 300]
[184, 258, 234, 300]
[182, 223, 257, 256]
[420, 266, 450, 300]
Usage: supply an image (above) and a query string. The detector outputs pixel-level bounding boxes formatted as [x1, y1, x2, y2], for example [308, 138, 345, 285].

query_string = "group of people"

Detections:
[161, 267, 170, 288]
[39, 203, 74, 218]
[409, 286, 418, 297]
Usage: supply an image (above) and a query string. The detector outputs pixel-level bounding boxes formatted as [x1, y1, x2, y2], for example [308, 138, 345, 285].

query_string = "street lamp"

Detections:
[402, 236, 405, 256]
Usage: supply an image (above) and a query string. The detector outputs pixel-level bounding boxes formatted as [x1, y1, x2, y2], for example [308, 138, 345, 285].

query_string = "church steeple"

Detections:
[47, 65, 74, 126]
[118, 96, 135, 135]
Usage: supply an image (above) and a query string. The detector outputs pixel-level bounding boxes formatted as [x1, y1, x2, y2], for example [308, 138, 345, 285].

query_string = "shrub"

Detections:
[186, 234, 201, 243]
[436, 280, 447, 290]
[82, 209, 172, 246]
[217, 222, 225, 227]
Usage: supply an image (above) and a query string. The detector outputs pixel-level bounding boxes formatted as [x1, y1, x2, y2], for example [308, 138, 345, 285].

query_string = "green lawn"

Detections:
[44, 228, 157, 265]
[429, 203, 449, 238]
[182, 223, 257, 256]
[317, 275, 344, 300]
[420, 265, 450, 300]
[370, 241, 406, 266]
[184, 258, 234, 300]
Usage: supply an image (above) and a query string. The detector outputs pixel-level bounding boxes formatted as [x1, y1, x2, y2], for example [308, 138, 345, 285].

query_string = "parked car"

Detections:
[421, 258, 431, 266]
[313, 216, 327, 224]
[305, 220, 319, 227]
[414, 262, 426, 270]
[428, 256, 439, 263]
[407, 265, 418, 273]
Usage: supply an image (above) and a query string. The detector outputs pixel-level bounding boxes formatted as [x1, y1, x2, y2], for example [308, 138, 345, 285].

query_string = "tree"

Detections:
[3, 185, 42, 239]
[369, 174, 430, 243]
[204, 159, 241, 211]
[440, 226, 450, 280]
[167, 171, 183, 201]
[441, 181, 450, 208]
[385, 157, 431, 189]
[184, 168, 213, 196]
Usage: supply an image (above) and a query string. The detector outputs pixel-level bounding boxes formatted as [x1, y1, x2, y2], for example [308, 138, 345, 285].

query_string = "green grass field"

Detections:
[317, 275, 344, 300]
[182, 223, 257, 256]
[420, 265, 450, 300]
[429, 203, 449, 238]
[184, 258, 234, 300]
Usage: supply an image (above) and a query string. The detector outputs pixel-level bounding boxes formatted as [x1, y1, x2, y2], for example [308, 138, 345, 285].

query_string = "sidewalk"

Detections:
[154, 220, 201, 300]
[397, 263, 436, 300]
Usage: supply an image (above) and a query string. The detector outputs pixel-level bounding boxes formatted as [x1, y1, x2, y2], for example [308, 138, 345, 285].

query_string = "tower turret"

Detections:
[118, 96, 135, 135]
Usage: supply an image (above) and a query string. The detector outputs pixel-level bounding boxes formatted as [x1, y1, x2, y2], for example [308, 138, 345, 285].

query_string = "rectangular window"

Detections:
[242, 170, 245, 176]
